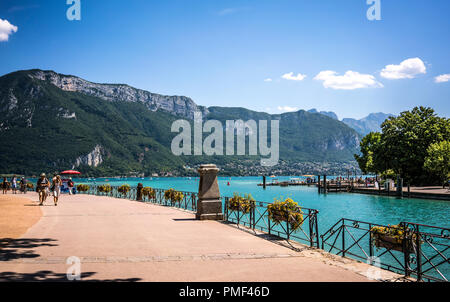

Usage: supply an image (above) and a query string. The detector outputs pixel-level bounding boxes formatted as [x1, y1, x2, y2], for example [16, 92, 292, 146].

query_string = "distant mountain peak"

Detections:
[305, 108, 393, 135]
[342, 113, 394, 135]
[307, 109, 338, 120]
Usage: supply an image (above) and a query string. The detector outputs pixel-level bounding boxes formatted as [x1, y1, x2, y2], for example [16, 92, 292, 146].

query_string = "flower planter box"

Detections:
[270, 211, 304, 227]
[373, 234, 414, 253]
[228, 203, 255, 213]
[271, 213, 288, 222]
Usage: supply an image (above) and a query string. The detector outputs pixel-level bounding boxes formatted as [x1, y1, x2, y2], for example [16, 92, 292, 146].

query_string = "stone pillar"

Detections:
[196, 164, 224, 221]
[397, 176, 403, 199]
[317, 175, 321, 194]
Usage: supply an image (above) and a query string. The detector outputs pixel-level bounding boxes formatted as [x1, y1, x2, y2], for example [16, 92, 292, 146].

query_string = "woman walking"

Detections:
[52, 175, 62, 206]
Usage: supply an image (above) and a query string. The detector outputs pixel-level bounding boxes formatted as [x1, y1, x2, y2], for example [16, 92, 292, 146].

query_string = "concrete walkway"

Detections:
[0, 193, 401, 282]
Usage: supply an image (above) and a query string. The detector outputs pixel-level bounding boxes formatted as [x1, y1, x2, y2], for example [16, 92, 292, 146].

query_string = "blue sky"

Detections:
[0, 0, 449, 119]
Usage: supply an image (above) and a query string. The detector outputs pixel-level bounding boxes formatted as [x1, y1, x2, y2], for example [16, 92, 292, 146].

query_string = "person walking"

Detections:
[20, 177, 28, 194]
[11, 175, 17, 194]
[1, 177, 7, 194]
[68, 177, 74, 195]
[52, 175, 62, 206]
[37, 173, 50, 206]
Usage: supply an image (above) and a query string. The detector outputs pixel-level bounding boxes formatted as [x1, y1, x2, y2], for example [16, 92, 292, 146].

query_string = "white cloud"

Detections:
[264, 78, 273, 82]
[435, 74, 450, 83]
[0, 18, 18, 42]
[314, 70, 383, 90]
[277, 106, 299, 112]
[380, 57, 426, 80]
[281, 72, 307, 81]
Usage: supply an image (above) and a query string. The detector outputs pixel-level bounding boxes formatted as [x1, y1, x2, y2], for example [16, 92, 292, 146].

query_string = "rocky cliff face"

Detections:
[29, 70, 209, 119]
[73, 145, 104, 168]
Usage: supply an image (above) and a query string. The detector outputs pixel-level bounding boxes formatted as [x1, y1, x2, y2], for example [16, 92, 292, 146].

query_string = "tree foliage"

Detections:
[424, 141, 450, 186]
[355, 107, 450, 185]
[354, 132, 382, 174]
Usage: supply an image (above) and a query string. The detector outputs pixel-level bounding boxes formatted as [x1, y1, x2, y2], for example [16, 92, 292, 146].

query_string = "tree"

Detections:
[355, 107, 450, 185]
[424, 141, 450, 188]
[354, 132, 382, 174]
[379, 107, 450, 184]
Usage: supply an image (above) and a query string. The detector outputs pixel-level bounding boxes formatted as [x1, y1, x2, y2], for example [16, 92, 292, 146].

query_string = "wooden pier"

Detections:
[258, 175, 450, 201]
[257, 181, 314, 187]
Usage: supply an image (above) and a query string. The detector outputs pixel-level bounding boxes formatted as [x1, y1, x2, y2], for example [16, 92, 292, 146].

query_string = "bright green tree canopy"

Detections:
[424, 141, 450, 185]
[355, 107, 450, 185]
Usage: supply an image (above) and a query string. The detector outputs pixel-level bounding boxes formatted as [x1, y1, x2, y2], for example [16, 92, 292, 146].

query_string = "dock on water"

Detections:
[316, 176, 450, 201]
[258, 176, 317, 188]
[258, 175, 450, 201]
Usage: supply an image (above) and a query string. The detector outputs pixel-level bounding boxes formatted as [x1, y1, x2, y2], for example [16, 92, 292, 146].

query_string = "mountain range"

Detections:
[307, 109, 393, 135]
[0, 70, 389, 176]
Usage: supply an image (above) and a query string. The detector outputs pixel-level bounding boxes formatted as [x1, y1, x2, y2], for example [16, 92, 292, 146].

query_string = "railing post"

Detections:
[286, 211, 290, 240]
[309, 211, 314, 248]
[369, 223, 374, 258]
[402, 223, 410, 277]
[342, 222, 346, 257]
[315, 213, 319, 248]
[237, 206, 240, 226]
[252, 205, 255, 230]
[416, 225, 422, 282]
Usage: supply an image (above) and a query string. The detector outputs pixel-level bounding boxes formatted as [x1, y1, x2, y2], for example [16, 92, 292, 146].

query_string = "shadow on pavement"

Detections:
[0, 270, 142, 282]
[172, 218, 197, 221]
[220, 221, 306, 252]
[0, 238, 58, 261]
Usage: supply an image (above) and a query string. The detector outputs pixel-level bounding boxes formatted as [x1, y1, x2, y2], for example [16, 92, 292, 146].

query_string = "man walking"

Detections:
[37, 173, 50, 206]
[20, 177, 28, 194]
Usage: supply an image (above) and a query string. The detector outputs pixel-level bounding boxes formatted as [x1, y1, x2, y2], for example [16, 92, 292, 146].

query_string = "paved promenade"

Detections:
[0, 193, 401, 282]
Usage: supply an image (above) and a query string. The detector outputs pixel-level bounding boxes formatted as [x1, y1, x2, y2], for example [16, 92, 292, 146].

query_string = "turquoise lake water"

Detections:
[77, 176, 449, 232]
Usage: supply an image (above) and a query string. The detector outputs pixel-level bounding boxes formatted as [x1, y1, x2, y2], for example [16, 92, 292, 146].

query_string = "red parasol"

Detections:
[60, 170, 82, 175]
